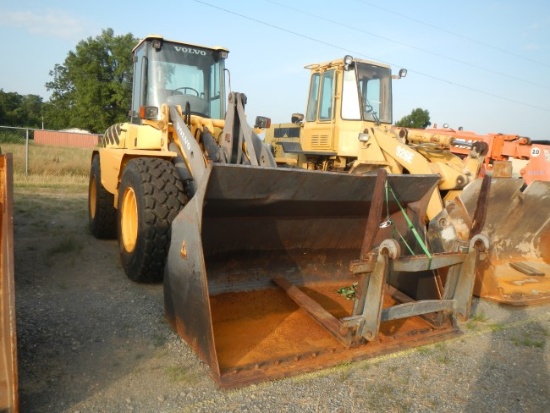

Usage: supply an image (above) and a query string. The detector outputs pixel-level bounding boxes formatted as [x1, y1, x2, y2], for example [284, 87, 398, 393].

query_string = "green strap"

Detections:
[385, 182, 433, 265]
[384, 181, 415, 255]
[395, 228, 416, 256]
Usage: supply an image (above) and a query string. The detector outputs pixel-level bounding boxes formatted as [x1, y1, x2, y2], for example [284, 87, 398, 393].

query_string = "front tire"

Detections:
[88, 154, 117, 239]
[117, 158, 188, 283]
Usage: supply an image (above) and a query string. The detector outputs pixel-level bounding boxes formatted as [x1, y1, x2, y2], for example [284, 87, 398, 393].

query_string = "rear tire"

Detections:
[88, 154, 117, 239]
[117, 158, 188, 283]
[102, 123, 123, 147]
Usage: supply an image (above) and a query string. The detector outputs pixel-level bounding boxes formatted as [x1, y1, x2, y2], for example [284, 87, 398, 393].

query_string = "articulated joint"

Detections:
[379, 239, 401, 259]
[468, 234, 490, 261]
[470, 233, 490, 252]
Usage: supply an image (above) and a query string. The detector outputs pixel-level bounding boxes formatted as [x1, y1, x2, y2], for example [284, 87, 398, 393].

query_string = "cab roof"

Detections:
[305, 56, 391, 71]
[133, 34, 229, 54]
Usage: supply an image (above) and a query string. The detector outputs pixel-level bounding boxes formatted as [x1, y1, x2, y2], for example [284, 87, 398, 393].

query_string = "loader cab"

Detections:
[305, 56, 393, 124]
[301, 56, 393, 156]
[129, 35, 229, 122]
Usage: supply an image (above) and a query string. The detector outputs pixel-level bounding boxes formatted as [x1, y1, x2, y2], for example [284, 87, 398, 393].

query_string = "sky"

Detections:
[1, 0, 549, 140]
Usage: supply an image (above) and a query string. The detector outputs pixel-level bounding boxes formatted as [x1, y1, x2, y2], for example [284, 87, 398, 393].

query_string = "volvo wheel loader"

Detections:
[88, 36, 488, 388]
[264, 55, 550, 306]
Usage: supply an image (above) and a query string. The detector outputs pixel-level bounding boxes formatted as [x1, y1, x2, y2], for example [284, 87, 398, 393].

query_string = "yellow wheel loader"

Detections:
[89, 36, 488, 388]
[264, 55, 550, 306]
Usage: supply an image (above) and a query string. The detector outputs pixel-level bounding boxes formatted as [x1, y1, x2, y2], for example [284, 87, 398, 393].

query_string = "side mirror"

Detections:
[392, 68, 407, 79]
[254, 116, 271, 129]
[291, 113, 304, 124]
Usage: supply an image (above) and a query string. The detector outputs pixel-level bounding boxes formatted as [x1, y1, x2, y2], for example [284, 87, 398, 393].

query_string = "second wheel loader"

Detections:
[88, 35, 488, 388]
[264, 55, 550, 306]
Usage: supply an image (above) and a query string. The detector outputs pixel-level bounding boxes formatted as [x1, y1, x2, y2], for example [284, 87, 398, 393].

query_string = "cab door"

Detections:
[302, 69, 336, 155]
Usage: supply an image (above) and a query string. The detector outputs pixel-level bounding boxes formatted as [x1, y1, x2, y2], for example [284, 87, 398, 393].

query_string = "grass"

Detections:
[466, 310, 489, 331]
[470, 310, 488, 323]
[47, 236, 83, 256]
[415, 342, 453, 365]
[165, 365, 202, 384]
[152, 334, 167, 348]
[510, 323, 547, 348]
[44, 236, 84, 267]
[416, 346, 432, 355]
[436, 350, 452, 365]
[511, 335, 545, 348]
[1, 142, 91, 189]
[337, 361, 354, 382]
[489, 323, 506, 332]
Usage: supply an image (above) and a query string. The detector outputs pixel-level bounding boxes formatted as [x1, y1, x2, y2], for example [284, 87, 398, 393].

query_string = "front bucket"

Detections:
[164, 165, 470, 387]
[459, 178, 550, 305]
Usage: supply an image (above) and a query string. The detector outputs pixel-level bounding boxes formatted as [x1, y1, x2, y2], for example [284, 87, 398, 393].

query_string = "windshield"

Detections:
[355, 62, 392, 124]
[134, 40, 226, 119]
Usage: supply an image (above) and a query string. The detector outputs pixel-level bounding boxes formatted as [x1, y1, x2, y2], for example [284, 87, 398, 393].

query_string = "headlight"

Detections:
[358, 132, 369, 142]
[343, 55, 354, 70]
[139, 105, 158, 120]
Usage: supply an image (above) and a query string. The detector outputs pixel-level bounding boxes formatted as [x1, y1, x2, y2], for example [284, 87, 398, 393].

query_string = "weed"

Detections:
[44, 236, 83, 267]
[489, 323, 506, 332]
[152, 334, 167, 348]
[511, 336, 544, 348]
[47, 236, 83, 256]
[416, 346, 432, 355]
[510, 323, 547, 348]
[470, 311, 488, 323]
[466, 312, 489, 331]
[376, 382, 395, 398]
[339, 366, 353, 382]
[436, 351, 452, 365]
[466, 320, 479, 331]
[166, 365, 201, 384]
[332, 360, 354, 381]
[353, 360, 369, 372]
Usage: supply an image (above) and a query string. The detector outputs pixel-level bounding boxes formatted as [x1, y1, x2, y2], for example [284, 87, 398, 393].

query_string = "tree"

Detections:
[20, 94, 44, 127]
[395, 108, 432, 129]
[0, 89, 43, 127]
[45, 29, 137, 133]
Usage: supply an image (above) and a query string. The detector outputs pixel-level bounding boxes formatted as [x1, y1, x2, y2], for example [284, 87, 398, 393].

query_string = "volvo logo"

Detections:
[174, 46, 206, 55]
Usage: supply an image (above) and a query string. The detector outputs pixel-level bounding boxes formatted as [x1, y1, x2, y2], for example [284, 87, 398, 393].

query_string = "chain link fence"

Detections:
[0, 126, 33, 175]
[0, 126, 101, 177]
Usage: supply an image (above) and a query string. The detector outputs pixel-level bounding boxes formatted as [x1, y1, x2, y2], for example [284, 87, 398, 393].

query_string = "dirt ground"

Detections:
[13, 188, 550, 412]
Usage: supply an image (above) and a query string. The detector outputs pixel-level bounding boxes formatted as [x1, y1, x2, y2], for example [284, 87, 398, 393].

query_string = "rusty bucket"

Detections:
[0, 154, 18, 412]
[454, 177, 550, 305]
[164, 166, 484, 387]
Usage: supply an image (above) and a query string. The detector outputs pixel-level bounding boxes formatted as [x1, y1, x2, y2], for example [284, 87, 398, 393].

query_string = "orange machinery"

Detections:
[427, 128, 550, 184]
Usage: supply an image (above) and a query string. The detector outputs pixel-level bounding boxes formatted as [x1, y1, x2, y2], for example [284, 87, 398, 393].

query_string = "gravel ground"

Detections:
[13, 189, 550, 413]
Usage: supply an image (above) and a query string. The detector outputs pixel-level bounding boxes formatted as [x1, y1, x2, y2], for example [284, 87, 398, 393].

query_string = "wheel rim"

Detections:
[89, 176, 97, 219]
[121, 186, 138, 253]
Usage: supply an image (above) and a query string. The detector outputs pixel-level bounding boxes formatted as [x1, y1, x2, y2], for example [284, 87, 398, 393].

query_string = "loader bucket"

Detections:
[164, 165, 483, 387]
[458, 178, 550, 305]
[0, 154, 18, 412]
